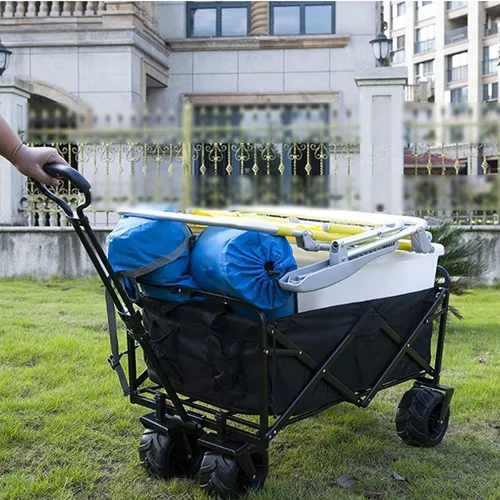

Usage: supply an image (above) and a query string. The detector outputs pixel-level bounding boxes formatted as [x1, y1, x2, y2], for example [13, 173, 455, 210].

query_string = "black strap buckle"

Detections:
[108, 352, 126, 370]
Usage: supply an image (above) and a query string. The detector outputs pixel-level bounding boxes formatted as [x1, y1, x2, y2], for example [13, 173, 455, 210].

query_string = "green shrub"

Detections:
[428, 219, 487, 295]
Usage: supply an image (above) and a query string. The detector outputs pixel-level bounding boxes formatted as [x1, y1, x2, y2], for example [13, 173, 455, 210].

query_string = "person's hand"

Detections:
[12, 145, 69, 188]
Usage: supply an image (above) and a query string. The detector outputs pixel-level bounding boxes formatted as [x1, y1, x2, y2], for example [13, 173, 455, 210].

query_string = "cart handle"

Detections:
[32, 163, 92, 219]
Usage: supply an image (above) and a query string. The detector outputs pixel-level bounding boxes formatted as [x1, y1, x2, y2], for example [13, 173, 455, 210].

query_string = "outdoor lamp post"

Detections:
[0, 39, 12, 76]
[370, 33, 392, 67]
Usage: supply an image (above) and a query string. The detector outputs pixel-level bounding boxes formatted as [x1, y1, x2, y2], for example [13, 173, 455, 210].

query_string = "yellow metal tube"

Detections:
[188, 209, 414, 252]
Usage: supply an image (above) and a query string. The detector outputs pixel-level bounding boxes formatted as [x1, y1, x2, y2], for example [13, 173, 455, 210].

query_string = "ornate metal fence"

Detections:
[18, 102, 500, 227]
[404, 102, 500, 225]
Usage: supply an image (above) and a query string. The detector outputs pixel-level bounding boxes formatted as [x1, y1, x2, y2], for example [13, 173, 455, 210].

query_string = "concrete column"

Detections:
[469, 2, 485, 148]
[434, 1, 446, 105]
[498, 18, 500, 90]
[355, 67, 408, 215]
[405, 0, 415, 82]
[468, 2, 484, 105]
[0, 77, 33, 226]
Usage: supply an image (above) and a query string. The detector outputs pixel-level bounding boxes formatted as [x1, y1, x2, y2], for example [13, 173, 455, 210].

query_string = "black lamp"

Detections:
[0, 39, 12, 76]
[370, 33, 392, 67]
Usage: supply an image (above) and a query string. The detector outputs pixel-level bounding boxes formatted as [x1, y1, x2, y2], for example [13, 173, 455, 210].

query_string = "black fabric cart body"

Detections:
[33, 164, 454, 499]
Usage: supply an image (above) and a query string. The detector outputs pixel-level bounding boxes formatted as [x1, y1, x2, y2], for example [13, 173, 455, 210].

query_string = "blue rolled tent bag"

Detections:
[107, 208, 198, 302]
[190, 226, 297, 319]
[107, 209, 297, 318]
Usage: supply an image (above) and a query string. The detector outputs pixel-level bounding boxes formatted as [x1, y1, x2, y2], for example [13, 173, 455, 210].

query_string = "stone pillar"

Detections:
[250, 1, 269, 36]
[355, 67, 408, 215]
[0, 77, 33, 226]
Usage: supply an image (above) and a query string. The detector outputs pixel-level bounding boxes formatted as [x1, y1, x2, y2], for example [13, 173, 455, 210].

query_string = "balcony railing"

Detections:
[445, 26, 468, 45]
[446, 1, 467, 10]
[415, 39, 435, 54]
[416, 73, 435, 85]
[447, 65, 468, 82]
[484, 23, 499, 36]
[483, 58, 499, 75]
[0, 1, 104, 17]
[0, 2, 158, 31]
[391, 48, 405, 64]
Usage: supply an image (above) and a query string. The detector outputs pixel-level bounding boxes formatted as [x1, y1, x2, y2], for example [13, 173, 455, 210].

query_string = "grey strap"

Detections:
[105, 290, 131, 397]
[121, 235, 193, 279]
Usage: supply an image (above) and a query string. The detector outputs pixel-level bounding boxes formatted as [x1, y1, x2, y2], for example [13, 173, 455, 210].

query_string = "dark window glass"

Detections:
[188, 2, 249, 38]
[483, 82, 499, 101]
[273, 6, 301, 35]
[450, 86, 468, 103]
[192, 8, 216, 37]
[221, 7, 247, 36]
[271, 2, 335, 36]
[305, 5, 332, 34]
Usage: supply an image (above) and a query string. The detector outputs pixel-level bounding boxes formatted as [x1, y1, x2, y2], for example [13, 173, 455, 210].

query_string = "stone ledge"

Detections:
[168, 35, 350, 52]
[182, 91, 340, 106]
[0, 76, 34, 94]
[355, 67, 408, 87]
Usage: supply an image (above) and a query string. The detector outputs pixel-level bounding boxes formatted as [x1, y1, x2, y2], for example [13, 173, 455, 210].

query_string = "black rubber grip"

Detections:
[43, 163, 91, 198]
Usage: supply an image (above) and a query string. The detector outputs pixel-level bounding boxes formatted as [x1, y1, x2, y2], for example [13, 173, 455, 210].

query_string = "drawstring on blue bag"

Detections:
[268, 266, 281, 419]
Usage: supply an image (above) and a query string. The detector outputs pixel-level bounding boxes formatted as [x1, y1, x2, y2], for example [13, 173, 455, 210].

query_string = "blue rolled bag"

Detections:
[190, 226, 297, 319]
[107, 209, 198, 302]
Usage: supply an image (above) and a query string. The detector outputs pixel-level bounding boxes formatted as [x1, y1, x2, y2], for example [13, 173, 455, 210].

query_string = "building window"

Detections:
[483, 82, 498, 102]
[450, 86, 468, 103]
[270, 2, 336, 36]
[187, 2, 250, 38]
[482, 44, 499, 75]
[416, 1, 435, 21]
[484, 16, 499, 37]
[415, 25, 435, 53]
[391, 34, 406, 63]
[446, 1, 467, 10]
[415, 59, 434, 83]
[392, 2, 405, 18]
[447, 52, 468, 82]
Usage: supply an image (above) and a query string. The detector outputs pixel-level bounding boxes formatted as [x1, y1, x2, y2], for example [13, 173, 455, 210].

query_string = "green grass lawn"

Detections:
[0, 279, 499, 500]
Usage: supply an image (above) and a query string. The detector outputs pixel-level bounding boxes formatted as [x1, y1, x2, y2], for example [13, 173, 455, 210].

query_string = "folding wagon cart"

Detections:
[33, 164, 454, 499]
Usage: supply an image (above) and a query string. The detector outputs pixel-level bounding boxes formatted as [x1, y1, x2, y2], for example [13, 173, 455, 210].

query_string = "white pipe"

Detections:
[117, 208, 282, 234]
[230, 204, 428, 229]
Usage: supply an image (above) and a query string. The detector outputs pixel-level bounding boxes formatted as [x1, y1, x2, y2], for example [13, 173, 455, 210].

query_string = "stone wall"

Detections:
[1, 227, 498, 285]
[0, 228, 109, 279]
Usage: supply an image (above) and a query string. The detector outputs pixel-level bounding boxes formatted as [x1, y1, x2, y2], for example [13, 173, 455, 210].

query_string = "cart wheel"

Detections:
[199, 450, 268, 499]
[138, 428, 204, 479]
[396, 387, 450, 447]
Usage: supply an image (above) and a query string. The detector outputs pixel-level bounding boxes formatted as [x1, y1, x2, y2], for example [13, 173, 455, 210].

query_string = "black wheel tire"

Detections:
[396, 387, 450, 447]
[199, 450, 268, 499]
[138, 428, 204, 479]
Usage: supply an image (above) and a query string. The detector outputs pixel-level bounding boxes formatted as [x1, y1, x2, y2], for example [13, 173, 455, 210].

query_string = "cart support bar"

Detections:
[105, 291, 131, 397]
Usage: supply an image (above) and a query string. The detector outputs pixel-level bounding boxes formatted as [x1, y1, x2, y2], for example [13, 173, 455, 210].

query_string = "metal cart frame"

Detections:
[33, 163, 454, 497]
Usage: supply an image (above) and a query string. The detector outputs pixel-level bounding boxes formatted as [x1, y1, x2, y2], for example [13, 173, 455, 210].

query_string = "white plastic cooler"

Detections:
[293, 243, 443, 313]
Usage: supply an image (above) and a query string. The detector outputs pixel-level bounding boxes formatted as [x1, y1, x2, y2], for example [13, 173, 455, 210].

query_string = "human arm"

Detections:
[0, 115, 67, 187]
